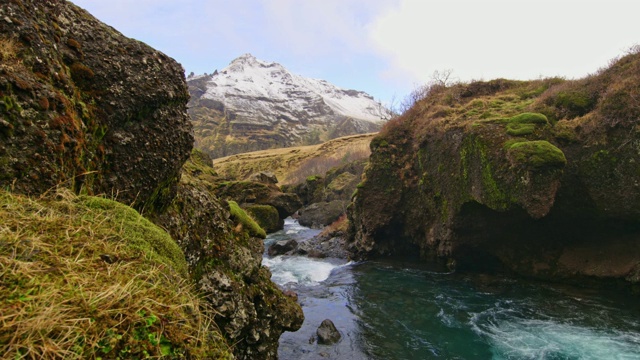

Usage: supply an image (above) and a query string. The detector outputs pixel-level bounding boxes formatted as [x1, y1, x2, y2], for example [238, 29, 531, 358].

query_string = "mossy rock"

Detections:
[507, 112, 549, 125]
[327, 172, 357, 192]
[553, 89, 596, 118]
[506, 123, 536, 136]
[82, 196, 188, 276]
[244, 204, 282, 233]
[507, 140, 567, 169]
[227, 200, 266, 238]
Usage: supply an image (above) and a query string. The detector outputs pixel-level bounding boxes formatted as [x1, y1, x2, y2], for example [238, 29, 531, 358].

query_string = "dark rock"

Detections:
[248, 171, 278, 185]
[151, 176, 304, 359]
[348, 57, 640, 286]
[245, 204, 283, 233]
[268, 239, 298, 257]
[0, 0, 192, 210]
[288, 159, 367, 206]
[316, 319, 341, 345]
[214, 181, 302, 219]
[298, 200, 347, 228]
[297, 235, 348, 259]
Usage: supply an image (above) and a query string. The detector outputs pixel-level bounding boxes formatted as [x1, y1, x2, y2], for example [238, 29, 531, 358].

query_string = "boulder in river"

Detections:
[316, 319, 341, 345]
[268, 239, 299, 257]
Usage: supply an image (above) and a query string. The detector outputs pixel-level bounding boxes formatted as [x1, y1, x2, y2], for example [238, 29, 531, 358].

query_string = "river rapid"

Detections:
[263, 219, 640, 360]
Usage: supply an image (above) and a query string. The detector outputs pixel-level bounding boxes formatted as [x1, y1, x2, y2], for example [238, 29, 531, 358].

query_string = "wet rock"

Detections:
[316, 319, 341, 345]
[268, 239, 298, 257]
[298, 200, 347, 229]
[297, 235, 348, 259]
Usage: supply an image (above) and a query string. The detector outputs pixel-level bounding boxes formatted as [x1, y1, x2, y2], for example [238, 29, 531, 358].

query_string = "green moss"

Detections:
[306, 175, 319, 182]
[507, 112, 549, 125]
[553, 89, 595, 118]
[82, 196, 188, 276]
[508, 140, 567, 169]
[506, 122, 536, 136]
[244, 204, 280, 233]
[227, 200, 266, 239]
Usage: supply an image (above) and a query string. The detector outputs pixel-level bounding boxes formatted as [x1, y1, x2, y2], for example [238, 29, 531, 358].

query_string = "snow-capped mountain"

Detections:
[187, 54, 390, 158]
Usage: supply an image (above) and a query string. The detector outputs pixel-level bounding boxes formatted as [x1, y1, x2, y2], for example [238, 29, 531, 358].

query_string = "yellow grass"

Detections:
[0, 189, 232, 359]
[211, 132, 375, 184]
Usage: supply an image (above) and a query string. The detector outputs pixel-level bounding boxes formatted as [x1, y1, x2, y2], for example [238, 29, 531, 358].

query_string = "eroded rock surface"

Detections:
[0, 0, 192, 209]
[349, 55, 640, 285]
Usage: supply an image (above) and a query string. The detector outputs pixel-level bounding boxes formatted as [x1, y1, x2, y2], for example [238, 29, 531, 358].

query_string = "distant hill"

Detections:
[187, 54, 390, 158]
[212, 132, 375, 184]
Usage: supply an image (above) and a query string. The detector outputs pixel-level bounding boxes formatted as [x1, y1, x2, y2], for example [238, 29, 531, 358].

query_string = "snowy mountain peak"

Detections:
[205, 54, 389, 123]
[187, 54, 390, 157]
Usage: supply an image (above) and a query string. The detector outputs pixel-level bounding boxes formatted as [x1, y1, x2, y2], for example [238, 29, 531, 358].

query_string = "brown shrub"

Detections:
[0, 37, 18, 61]
[283, 142, 370, 184]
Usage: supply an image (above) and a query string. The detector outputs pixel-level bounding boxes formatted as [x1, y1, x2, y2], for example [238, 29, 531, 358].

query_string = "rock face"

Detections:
[0, 0, 192, 209]
[151, 159, 304, 359]
[0, 3, 303, 359]
[188, 54, 389, 158]
[349, 52, 640, 285]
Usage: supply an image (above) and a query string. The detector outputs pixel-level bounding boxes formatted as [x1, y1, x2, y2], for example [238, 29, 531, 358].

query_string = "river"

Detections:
[263, 218, 640, 360]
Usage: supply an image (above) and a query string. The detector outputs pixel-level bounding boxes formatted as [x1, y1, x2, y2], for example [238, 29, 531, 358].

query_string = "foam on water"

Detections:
[263, 255, 345, 286]
[470, 306, 640, 359]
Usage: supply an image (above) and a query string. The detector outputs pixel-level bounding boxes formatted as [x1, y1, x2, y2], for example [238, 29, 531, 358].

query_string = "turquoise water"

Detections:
[265, 220, 640, 359]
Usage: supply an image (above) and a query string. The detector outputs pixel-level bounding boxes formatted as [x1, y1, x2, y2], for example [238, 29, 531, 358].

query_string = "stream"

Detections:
[263, 218, 640, 360]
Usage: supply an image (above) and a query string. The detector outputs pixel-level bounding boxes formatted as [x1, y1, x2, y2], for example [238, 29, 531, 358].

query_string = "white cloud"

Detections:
[369, 0, 640, 86]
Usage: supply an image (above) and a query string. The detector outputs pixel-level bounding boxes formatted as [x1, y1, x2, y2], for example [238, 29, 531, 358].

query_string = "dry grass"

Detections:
[0, 189, 232, 359]
[212, 132, 375, 184]
[318, 214, 348, 238]
[0, 37, 18, 62]
[284, 141, 370, 184]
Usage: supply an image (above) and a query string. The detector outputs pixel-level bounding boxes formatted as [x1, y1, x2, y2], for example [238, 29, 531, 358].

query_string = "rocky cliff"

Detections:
[0, 0, 191, 209]
[349, 50, 640, 286]
[0, 1, 302, 358]
[188, 54, 388, 158]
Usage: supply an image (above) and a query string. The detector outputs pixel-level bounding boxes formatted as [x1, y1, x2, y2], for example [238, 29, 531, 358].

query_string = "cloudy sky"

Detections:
[71, 0, 640, 105]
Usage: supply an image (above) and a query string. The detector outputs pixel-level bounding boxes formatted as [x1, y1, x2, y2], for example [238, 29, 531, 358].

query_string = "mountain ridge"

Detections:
[188, 54, 389, 158]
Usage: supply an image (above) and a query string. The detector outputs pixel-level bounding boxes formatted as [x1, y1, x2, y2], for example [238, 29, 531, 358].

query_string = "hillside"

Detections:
[211, 132, 375, 184]
[188, 54, 389, 158]
[349, 48, 640, 286]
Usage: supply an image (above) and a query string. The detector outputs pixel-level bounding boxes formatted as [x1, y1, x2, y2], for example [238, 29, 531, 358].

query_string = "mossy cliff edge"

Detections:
[349, 51, 640, 286]
[0, 1, 302, 359]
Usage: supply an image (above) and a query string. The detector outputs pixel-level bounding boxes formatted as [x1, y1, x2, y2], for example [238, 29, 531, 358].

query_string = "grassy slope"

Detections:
[211, 132, 375, 183]
[0, 189, 232, 359]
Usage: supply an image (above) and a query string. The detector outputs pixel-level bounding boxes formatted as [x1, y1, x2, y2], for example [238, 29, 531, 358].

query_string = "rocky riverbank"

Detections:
[0, 1, 301, 358]
[349, 51, 640, 287]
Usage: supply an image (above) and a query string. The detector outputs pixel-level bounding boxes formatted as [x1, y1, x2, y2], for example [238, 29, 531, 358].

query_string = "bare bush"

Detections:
[283, 142, 370, 184]
[398, 69, 459, 114]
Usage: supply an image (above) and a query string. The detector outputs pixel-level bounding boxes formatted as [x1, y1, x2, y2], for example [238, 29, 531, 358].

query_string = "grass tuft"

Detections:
[227, 200, 266, 238]
[0, 189, 232, 359]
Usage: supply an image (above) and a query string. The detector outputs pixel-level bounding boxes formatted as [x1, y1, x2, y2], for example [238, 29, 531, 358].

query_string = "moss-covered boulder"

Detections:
[214, 180, 301, 229]
[245, 204, 282, 233]
[0, 0, 192, 210]
[349, 51, 640, 286]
